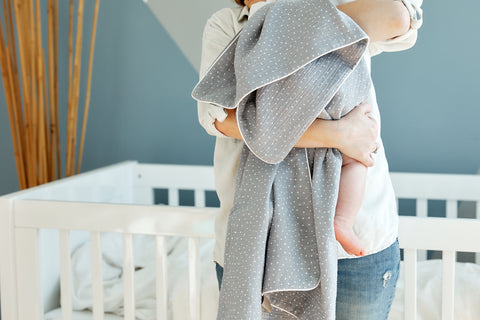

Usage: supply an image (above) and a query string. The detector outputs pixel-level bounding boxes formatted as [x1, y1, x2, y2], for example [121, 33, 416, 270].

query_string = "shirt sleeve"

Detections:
[368, 0, 423, 57]
[197, 10, 237, 138]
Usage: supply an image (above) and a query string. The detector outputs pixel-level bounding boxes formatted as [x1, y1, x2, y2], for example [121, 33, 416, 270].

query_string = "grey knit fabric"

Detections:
[192, 0, 372, 318]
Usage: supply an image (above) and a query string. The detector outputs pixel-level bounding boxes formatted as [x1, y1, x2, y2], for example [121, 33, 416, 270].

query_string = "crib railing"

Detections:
[391, 172, 480, 264]
[0, 162, 218, 320]
[3, 200, 218, 320]
[133, 163, 216, 207]
[398, 217, 480, 320]
[1, 163, 480, 320]
[392, 172, 480, 320]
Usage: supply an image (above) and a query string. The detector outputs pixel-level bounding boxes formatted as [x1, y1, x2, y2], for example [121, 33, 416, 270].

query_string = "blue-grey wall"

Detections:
[373, 0, 480, 174]
[1, 0, 479, 196]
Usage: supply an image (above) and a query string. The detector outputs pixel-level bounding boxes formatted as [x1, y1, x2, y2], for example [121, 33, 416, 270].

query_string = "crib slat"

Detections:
[188, 237, 201, 320]
[123, 233, 136, 320]
[404, 248, 417, 320]
[169, 188, 179, 206]
[91, 231, 104, 320]
[156, 236, 168, 320]
[416, 198, 428, 218]
[442, 250, 456, 320]
[0, 198, 19, 320]
[444, 201, 458, 261]
[476, 202, 480, 265]
[194, 189, 206, 208]
[416, 199, 428, 261]
[446, 200, 457, 219]
[15, 228, 43, 320]
[59, 230, 73, 320]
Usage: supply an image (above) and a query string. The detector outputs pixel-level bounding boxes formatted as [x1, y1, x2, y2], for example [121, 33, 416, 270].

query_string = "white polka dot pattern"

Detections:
[192, 0, 372, 318]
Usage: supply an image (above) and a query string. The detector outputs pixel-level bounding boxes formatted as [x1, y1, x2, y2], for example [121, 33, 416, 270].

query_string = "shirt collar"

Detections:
[237, 5, 249, 22]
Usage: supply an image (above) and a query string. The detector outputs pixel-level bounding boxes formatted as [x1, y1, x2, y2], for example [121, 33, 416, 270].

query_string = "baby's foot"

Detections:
[334, 216, 365, 256]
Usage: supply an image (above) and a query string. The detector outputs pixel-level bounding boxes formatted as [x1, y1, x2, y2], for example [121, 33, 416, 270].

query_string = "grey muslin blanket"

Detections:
[192, 0, 372, 318]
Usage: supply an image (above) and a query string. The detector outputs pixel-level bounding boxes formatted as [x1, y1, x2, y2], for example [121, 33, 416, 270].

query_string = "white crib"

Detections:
[0, 161, 479, 320]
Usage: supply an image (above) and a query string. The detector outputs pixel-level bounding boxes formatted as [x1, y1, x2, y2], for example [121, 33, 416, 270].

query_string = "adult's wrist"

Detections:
[294, 118, 339, 149]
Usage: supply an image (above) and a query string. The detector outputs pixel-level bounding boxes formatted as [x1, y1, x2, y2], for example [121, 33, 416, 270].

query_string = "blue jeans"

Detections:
[215, 239, 400, 320]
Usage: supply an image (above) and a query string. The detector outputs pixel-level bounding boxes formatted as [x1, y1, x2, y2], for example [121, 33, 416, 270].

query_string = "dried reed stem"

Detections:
[67, 0, 86, 177]
[66, 0, 74, 176]
[13, 0, 37, 187]
[77, 0, 101, 174]
[34, 0, 47, 184]
[47, 0, 56, 181]
[4, 0, 27, 181]
[28, 0, 40, 186]
[53, 0, 60, 179]
[1, 0, 27, 189]
[0, 22, 26, 189]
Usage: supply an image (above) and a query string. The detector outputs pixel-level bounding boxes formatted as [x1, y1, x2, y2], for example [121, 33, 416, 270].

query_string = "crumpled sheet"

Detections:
[389, 260, 480, 320]
[68, 233, 218, 320]
[192, 0, 372, 318]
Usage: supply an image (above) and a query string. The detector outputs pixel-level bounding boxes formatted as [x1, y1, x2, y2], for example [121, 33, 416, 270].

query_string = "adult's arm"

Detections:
[336, 0, 412, 42]
[367, 0, 423, 56]
[216, 103, 378, 166]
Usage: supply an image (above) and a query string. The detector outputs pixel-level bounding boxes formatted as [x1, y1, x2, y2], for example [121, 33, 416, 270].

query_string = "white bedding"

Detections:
[389, 260, 480, 320]
[44, 234, 219, 320]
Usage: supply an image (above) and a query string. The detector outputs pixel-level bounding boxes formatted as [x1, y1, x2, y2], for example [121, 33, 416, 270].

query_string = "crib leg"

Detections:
[15, 228, 43, 320]
[404, 248, 417, 320]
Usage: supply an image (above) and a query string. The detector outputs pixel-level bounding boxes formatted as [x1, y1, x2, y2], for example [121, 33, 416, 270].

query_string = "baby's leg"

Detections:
[334, 155, 367, 256]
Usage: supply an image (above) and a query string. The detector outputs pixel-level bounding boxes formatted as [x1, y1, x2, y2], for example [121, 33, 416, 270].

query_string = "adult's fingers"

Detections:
[358, 102, 372, 115]
[367, 153, 375, 167]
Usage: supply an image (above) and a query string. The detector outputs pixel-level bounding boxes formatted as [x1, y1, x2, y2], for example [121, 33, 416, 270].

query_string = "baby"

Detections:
[249, 0, 368, 257]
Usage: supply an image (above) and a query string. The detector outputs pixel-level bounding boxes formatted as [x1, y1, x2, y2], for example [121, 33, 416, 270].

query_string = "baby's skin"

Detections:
[334, 155, 367, 256]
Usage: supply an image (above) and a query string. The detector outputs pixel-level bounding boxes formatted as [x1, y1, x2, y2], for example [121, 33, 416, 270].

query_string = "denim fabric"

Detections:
[215, 261, 224, 291]
[215, 239, 400, 320]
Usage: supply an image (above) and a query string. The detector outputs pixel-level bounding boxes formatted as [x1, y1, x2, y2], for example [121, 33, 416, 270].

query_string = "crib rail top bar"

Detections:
[2, 162, 478, 201]
[390, 172, 480, 201]
[134, 163, 215, 190]
[0, 161, 139, 200]
[398, 216, 480, 252]
[13, 199, 217, 237]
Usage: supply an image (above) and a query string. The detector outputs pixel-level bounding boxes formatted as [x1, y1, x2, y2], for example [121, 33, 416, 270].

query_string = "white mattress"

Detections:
[44, 308, 123, 320]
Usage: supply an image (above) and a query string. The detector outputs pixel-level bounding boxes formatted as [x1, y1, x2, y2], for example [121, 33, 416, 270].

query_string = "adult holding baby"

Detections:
[195, 0, 423, 318]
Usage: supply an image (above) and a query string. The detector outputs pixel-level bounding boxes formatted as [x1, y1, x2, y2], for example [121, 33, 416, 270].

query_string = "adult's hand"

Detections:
[293, 102, 378, 167]
[335, 102, 378, 167]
